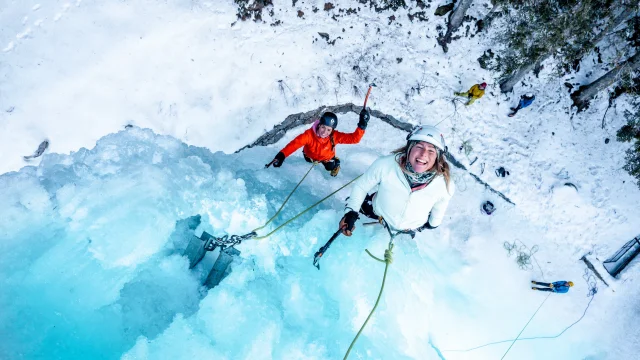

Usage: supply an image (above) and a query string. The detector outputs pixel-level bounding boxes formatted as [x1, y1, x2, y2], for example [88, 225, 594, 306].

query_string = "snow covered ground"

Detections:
[1, 1, 639, 359]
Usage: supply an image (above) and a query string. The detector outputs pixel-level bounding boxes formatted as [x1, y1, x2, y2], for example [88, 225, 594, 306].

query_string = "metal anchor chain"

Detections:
[203, 231, 257, 251]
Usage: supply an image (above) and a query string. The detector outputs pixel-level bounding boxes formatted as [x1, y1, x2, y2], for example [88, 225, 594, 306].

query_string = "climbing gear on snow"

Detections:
[313, 229, 342, 269]
[319, 112, 338, 129]
[495, 167, 510, 177]
[481, 201, 495, 215]
[406, 125, 447, 152]
[504, 240, 541, 272]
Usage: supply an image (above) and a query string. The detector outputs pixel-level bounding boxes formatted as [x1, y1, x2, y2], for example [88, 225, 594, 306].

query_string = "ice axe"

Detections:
[265, 159, 276, 168]
[363, 83, 377, 109]
[313, 229, 342, 270]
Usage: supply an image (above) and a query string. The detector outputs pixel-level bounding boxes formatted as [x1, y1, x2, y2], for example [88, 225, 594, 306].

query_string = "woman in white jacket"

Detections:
[339, 125, 455, 236]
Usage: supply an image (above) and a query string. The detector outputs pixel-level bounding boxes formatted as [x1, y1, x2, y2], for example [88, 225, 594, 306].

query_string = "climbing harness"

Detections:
[343, 220, 415, 360]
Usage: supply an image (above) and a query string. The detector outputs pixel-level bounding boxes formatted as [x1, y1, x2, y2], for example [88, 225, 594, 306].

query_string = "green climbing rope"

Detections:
[500, 293, 552, 359]
[343, 240, 395, 360]
[252, 162, 317, 233]
[251, 174, 362, 240]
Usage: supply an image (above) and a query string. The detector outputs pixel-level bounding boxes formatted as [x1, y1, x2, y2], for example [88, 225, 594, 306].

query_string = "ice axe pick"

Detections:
[363, 83, 377, 109]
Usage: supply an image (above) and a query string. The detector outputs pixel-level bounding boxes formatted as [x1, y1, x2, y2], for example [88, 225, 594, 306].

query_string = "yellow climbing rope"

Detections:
[250, 173, 362, 240]
[251, 162, 318, 233]
[343, 240, 395, 360]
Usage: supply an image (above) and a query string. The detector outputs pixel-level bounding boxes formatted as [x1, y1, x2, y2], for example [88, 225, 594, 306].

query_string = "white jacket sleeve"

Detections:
[427, 179, 455, 227]
[345, 156, 388, 213]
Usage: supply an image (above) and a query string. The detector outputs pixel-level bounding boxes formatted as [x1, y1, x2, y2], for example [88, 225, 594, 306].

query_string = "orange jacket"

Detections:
[280, 126, 365, 162]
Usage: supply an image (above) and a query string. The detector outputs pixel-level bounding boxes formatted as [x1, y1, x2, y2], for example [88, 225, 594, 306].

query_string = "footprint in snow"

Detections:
[16, 28, 32, 40]
[3, 42, 15, 52]
[5, 1, 82, 52]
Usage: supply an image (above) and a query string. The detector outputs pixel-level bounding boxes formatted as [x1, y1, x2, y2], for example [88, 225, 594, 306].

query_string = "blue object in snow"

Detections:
[551, 281, 571, 293]
[519, 95, 535, 109]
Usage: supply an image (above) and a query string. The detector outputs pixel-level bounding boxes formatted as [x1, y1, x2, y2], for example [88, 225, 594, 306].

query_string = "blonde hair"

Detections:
[392, 143, 452, 193]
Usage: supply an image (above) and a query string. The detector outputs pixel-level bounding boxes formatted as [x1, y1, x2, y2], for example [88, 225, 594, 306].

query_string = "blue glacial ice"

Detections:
[0, 126, 609, 360]
[0, 127, 454, 359]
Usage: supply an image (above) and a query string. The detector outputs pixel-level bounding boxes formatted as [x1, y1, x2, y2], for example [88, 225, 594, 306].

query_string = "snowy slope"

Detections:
[1, 0, 639, 359]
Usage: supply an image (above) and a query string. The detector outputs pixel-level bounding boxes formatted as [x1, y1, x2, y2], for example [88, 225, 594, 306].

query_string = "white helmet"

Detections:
[406, 125, 446, 152]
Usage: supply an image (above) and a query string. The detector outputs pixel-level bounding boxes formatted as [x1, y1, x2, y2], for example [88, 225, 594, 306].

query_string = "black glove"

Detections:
[358, 108, 370, 130]
[340, 210, 359, 236]
[417, 221, 437, 232]
[272, 152, 285, 168]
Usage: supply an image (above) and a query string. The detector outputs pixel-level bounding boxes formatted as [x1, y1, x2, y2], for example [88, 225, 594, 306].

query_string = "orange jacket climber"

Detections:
[280, 123, 362, 161]
[270, 110, 369, 177]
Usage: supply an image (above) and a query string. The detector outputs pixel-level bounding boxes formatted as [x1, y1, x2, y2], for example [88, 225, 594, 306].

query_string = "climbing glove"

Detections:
[339, 210, 359, 236]
[417, 221, 437, 232]
[272, 152, 285, 168]
[358, 108, 370, 130]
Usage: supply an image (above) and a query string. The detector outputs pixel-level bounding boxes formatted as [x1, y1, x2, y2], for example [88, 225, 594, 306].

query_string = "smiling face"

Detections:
[408, 141, 438, 173]
[317, 124, 333, 138]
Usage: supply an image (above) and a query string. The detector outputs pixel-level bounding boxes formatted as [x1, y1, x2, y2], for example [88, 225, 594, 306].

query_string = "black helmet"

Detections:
[319, 112, 338, 129]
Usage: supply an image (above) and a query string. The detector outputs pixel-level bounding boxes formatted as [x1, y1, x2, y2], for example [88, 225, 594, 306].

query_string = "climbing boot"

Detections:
[329, 157, 340, 177]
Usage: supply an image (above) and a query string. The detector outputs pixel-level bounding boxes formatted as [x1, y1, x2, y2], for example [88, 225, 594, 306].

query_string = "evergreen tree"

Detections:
[492, 0, 635, 93]
[618, 110, 640, 188]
